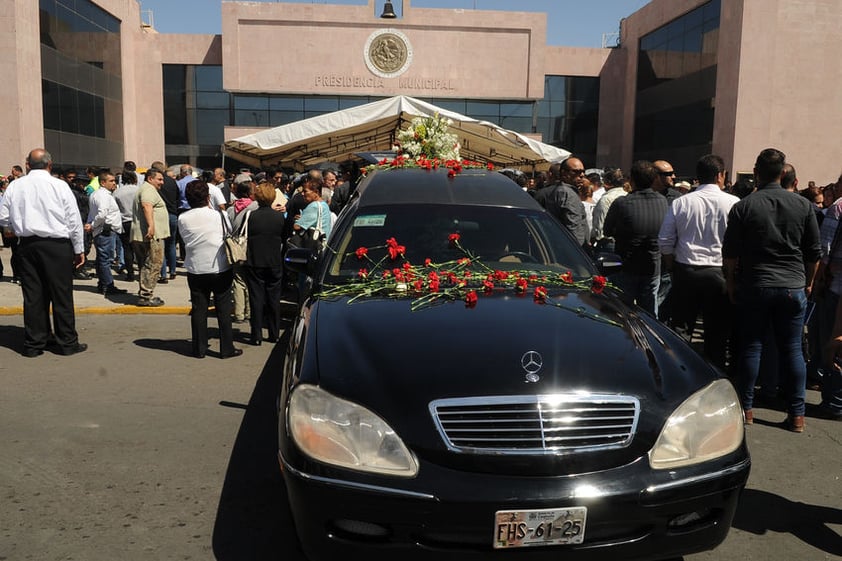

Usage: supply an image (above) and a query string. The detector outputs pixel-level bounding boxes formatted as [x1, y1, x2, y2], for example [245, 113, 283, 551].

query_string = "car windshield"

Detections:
[324, 203, 595, 283]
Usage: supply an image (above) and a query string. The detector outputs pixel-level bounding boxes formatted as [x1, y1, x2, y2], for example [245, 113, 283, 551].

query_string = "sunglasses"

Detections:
[658, 171, 675, 177]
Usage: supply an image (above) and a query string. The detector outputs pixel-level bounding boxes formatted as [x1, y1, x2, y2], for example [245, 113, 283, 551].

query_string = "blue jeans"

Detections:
[735, 287, 807, 416]
[160, 213, 178, 278]
[94, 231, 117, 288]
[611, 271, 659, 317]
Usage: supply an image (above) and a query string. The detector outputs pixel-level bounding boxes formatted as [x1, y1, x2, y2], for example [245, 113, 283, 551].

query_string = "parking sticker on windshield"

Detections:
[354, 215, 387, 227]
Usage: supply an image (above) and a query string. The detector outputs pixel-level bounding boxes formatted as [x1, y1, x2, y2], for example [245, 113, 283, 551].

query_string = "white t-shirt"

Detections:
[208, 184, 227, 209]
[177, 206, 231, 274]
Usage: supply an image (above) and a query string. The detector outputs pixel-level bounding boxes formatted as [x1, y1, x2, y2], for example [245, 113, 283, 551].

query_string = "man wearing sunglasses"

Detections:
[653, 160, 681, 324]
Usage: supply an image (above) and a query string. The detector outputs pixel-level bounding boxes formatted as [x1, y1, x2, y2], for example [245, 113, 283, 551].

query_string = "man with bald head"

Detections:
[532, 156, 589, 249]
[652, 159, 681, 323]
[0, 148, 87, 357]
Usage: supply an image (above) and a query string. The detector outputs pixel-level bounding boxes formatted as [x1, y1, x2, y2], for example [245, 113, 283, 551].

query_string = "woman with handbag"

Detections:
[244, 181, 286, 346]
[290, 181, 333, 295]
[177, 180, 242, 359]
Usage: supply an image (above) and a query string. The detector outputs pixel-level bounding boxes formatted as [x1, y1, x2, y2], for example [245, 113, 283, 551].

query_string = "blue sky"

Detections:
[138, 0, 651, 48]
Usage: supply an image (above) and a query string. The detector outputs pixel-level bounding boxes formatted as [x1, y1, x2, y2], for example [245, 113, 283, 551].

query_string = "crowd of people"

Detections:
[1, 147, 840, 428]
[0, 149, 354, 359]
[526, 150, 842, 431]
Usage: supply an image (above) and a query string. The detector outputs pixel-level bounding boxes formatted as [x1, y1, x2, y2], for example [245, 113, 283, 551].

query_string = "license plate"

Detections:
[494, 507, 587, 548]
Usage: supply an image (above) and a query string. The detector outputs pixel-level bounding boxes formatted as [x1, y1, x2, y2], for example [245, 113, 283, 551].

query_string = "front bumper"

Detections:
[279, 448, 750, 561]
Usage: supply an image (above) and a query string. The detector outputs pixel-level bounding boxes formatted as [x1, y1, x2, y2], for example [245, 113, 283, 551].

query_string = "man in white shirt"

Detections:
[0, 148, 87, 357]
[658, 154, 740, 369]
[86, 171, 127, 296]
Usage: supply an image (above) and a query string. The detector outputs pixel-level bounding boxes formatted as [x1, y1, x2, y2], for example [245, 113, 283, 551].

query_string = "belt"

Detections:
[675, 262, 722, 270]
[18, 235, 70, 243]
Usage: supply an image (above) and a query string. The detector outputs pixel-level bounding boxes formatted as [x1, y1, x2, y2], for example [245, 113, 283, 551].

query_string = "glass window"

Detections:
[77, 90, 96, 136]
[58, 84, 79, 134]
[338, 96, 373, 110]
[234, 109, 269, 127]
[42, 80, 61, 131]
[195, 109, 230, 145]
[305, 97, 340, 112]
[431, 99, 467, 114]
[269, 96, 304, 110]
[163, 65, 186, 90]
[195, 66, 223, 92]
[270, 110, 305, 126]
[233, 96, 268, 111]
[544, 76, 567, 101]
[466, 101, 499, 118]
[499, 103, 533, 118]
[196, 92, 229, 109]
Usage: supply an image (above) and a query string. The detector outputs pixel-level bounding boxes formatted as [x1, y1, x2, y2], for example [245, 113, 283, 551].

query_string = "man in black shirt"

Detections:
[723, 148, 821, 433]
[603, 160, 668, 316]
[151, 161, 180, 281]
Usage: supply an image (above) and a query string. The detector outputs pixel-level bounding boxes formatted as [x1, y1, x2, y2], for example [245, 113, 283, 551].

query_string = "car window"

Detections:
[325, 204, 594, 282]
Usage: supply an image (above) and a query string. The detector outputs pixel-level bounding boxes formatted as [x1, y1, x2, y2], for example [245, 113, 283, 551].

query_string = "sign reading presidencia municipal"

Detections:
[313, 28, 455, 92]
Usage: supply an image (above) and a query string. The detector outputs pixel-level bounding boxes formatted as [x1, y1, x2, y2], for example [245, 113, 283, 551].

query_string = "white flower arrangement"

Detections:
[395, 113, 461, 161]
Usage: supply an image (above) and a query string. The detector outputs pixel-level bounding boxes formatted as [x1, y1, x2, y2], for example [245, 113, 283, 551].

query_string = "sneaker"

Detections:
[137, 297, 165, 307]
[157, 277, 169, 284]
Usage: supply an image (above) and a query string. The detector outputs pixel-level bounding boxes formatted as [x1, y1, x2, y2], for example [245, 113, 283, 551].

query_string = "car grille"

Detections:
[430, 394, 639, 454]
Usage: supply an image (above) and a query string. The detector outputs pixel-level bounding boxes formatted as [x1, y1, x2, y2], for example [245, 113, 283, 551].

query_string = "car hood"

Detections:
[303, 288, 719, 473]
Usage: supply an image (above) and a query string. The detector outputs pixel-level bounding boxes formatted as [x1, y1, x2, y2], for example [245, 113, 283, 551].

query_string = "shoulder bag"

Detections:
[221, 209, 249, 265]
[287, 202, 326, 252]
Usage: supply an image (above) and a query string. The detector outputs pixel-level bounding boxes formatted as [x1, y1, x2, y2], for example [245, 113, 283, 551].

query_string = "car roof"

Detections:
[355, 167, 544, 210]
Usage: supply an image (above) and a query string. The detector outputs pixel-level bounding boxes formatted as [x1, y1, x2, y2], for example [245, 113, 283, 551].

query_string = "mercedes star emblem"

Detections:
[521, 351, 543, 378]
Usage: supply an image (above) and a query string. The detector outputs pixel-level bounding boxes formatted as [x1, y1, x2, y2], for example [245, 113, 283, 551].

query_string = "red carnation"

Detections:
[592, 275, 607, 294]
[465, 290, 478, 307]
[533, 286, 548, 302]
[561, 271, 574, 284]
[355, 246, 368, 260]
[515, 278, 528, 293]
[358, 268, 368, 279]
[483, 280, 494, 294]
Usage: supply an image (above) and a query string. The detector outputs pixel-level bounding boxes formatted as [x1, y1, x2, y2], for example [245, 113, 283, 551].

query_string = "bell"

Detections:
[380, 0, 397, 18]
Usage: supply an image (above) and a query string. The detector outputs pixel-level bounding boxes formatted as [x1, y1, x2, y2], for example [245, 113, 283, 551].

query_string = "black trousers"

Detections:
[17, 236, 79, 352]
[245, 265, 284, 343]
[187, 269, 235, 356]
[671, 262, 732, 369]
[119, 220, 136, 274]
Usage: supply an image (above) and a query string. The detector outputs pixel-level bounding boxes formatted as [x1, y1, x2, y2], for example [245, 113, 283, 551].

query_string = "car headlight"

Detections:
[288, 384, 418, 477]
[649, 379, 744, 470]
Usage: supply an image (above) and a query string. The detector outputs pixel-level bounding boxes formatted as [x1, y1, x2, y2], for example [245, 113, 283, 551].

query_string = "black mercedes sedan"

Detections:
[279, 165, 750, 561]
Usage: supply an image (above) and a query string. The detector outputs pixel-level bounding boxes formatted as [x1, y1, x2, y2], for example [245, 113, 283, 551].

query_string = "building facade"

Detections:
[4, 0, 842, 183]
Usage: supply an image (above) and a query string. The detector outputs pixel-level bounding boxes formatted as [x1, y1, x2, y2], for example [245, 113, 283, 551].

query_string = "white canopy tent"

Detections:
[222, 95, 570, 172]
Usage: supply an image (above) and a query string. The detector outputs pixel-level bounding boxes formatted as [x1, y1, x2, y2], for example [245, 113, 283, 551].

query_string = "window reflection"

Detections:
[634, 0, 720, 172]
